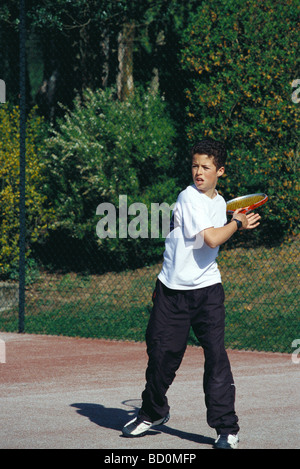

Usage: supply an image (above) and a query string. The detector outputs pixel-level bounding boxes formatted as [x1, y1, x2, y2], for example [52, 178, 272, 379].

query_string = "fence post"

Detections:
[18, 0, 26, 333]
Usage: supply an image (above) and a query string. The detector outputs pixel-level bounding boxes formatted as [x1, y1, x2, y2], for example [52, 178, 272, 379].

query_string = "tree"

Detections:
[0, 105, 55, 278]
[39, 87, 178, 272]
[27, 0, 157, 113]
[117, 21, 135, 101]
[1, 0, 200, 120]
[0, 0, 32, 106]
[181, 0, 299, 242]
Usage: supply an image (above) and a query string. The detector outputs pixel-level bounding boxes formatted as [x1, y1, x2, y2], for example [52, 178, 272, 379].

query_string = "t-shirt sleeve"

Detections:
[174, 191, 213, 239]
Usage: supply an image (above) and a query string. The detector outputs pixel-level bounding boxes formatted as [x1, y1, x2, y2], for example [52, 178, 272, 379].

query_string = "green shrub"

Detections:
[181, 0, 299, 243]
[42, 87, 178, 272]
[0, 105, 55, 279]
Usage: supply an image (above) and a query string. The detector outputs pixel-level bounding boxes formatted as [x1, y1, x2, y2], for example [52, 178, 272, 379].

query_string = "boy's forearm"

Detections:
[203, 221, 238, 249]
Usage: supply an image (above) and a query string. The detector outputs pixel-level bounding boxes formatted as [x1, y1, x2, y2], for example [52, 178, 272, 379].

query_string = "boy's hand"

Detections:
[233, 208, 261, 230]
[204, 208, 261, 248]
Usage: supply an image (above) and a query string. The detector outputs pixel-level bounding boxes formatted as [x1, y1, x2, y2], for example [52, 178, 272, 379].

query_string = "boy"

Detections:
[122, 138, 261, 449]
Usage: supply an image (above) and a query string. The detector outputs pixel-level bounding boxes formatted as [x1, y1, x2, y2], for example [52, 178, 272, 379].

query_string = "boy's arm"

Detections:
[203, 210, 261, 249]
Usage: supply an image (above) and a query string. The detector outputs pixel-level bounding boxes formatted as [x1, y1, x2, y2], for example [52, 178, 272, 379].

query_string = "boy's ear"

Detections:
[217, 166, 225, 177]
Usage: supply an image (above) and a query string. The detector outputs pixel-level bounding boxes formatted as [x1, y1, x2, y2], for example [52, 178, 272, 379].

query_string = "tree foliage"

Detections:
[181, 0, 299, 242]
[40, 86, 178, 272]
[0, 105, 55, 278]
[0, 0, 299, 278]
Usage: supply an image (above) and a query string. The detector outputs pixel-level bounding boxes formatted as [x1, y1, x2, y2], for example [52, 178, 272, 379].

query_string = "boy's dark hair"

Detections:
[190, 137, 227, 169]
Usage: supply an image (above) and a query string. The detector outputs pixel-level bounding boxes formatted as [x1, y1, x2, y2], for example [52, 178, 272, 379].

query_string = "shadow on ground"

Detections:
[71, 402, 215, 446]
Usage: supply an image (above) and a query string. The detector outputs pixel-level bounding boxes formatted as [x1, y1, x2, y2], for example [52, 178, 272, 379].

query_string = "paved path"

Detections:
[0, 332, 299, 450]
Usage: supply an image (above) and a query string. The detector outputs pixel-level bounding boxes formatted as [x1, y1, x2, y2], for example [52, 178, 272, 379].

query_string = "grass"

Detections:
[1, 237, 299, 353]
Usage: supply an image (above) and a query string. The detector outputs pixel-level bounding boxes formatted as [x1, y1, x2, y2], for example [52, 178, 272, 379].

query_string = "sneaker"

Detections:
[214, 433, 239, 449]
[122, 413, 170, 438]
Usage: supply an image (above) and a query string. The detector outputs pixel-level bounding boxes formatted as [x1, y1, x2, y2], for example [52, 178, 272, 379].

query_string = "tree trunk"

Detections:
[117, 22, 135, 101]
[101, 29, 110, 88]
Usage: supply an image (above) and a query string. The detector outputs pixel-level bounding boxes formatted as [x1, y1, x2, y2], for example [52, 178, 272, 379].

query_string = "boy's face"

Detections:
[192, 153, 224, 198]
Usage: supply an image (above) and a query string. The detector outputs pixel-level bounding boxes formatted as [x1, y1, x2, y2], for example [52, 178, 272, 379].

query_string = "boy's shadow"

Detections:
[70, 400, 214, 446]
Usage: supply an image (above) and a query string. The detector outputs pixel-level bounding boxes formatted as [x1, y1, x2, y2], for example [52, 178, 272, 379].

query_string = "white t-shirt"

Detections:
[158, 184, 227, 290]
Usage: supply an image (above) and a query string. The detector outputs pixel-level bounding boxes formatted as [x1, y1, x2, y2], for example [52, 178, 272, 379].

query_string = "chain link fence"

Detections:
[0, 1, 299, 354]
[0, 235, 299, 353]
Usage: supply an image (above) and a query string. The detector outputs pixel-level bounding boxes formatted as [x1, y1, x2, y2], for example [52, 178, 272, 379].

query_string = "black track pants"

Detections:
[140, 279, 239, 435]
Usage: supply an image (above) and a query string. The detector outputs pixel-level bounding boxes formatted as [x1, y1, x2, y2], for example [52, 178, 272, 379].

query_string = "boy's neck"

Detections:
[197, 186, 218, 199]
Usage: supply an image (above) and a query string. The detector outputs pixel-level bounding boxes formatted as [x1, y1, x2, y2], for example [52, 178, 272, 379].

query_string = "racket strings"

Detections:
[227, 195, 265, 210]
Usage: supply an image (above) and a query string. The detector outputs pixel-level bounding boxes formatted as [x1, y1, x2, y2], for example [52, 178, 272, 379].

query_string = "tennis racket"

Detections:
[226, 193, 268, 214]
